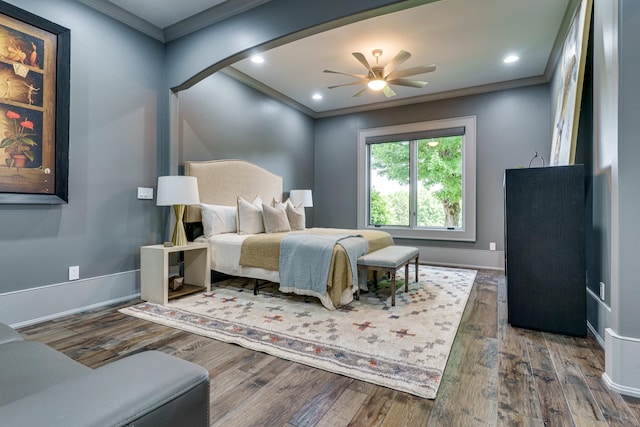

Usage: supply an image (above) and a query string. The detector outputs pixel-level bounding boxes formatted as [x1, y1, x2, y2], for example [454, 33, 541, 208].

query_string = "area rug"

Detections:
[120, 265, 476, 399]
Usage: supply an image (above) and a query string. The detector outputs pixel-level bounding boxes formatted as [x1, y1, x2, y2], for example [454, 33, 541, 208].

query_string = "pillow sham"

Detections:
[286, 203, 306, 230]
[237, 196, 265, 234]
[200, 203, 237, 237]
[262, 203, 291, 233]
[272, 197, 294, 210]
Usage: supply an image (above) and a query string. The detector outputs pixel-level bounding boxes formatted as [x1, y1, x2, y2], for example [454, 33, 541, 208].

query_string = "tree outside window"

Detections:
[368, 135, 463, 229]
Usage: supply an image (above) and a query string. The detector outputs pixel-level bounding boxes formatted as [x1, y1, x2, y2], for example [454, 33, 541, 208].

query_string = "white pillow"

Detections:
[262, 203, 291, 233]
[237, 196, 265, 234]
[201, 203, 237, 237]
[286, 203, 306, 230]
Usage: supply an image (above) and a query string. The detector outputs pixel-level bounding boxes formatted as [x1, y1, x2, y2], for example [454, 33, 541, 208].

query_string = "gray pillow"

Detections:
[286, 203, 306, 230]
[262, 203, 291, 233]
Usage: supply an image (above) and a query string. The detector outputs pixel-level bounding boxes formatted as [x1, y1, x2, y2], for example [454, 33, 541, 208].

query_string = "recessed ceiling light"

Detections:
[250, 55, 264, 64]
[504, 55, 519, 64]
[312, 93, 323, 100]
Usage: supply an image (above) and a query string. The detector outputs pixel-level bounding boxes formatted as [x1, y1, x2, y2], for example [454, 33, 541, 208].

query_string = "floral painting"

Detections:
[0, 3, 69, 203]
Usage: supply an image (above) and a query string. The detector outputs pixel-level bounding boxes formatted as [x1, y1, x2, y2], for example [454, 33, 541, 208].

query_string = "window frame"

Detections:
[357, 116, 477, 242]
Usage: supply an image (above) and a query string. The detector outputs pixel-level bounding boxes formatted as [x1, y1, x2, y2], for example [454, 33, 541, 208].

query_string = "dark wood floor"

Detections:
[18, 269, 640, 426]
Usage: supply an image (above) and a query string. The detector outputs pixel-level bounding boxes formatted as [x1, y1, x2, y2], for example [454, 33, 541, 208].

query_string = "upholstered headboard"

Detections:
[184, 159, 283, 224]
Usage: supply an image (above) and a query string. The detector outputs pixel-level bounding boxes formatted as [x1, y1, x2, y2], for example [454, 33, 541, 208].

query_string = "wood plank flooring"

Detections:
[18, 269, 640, 426]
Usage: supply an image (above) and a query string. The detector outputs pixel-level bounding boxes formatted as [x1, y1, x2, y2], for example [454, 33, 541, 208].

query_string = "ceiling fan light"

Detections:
[368, 79, 387, 91]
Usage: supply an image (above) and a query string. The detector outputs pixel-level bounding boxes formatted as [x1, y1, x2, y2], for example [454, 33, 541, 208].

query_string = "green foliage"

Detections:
[386, 191, 409, 226]
[369, 188, 389, 225]
[417, 188, 446, 226]
[369, 136, 463, 227]
[417, 136, 462, 206]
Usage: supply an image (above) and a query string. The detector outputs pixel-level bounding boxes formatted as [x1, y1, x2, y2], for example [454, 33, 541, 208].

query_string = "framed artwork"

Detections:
[0, 1, 69, 204]
[550, 0, 592, 166]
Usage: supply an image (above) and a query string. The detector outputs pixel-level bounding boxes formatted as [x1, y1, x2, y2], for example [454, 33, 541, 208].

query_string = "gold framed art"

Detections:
[0, 1, 69, 204]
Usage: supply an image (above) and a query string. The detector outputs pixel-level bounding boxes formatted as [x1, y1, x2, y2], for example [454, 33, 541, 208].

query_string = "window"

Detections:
[357, 116, 476, 241]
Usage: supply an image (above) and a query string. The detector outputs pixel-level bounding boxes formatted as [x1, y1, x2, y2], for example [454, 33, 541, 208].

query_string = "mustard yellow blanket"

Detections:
[239, 228, 394, 307]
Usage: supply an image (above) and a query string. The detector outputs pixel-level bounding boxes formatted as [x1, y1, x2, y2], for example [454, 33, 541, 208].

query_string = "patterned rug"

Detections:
[120, 265, 476, 399]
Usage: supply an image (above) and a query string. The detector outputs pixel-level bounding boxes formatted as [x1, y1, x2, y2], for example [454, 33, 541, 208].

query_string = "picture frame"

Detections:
[0, 1, 69, 204]
[549, 0, 592, 166]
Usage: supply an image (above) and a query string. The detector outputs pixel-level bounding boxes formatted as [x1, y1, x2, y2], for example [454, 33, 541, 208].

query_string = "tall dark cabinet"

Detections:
[504, 165, 586, 336]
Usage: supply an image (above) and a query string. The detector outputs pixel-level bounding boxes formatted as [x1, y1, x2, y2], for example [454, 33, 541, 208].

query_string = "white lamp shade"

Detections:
[289, 189, 313, 207]
[156, 176, 200, 206]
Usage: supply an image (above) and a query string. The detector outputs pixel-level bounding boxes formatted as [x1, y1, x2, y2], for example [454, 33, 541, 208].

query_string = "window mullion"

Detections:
[410, 140, 418, 228]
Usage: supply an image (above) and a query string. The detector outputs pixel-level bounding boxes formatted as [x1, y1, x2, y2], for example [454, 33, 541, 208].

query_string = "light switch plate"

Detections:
[137, 187, 153, 200]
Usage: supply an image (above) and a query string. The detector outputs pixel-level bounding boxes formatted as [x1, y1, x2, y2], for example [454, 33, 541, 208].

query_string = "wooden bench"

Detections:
[357, 246, 419, 306]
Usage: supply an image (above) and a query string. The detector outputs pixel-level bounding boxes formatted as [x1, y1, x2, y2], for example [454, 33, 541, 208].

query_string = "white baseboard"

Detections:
[0, 247, 500, 329]
[603, 328, 640, 398]
[413, 246, 504, 271]
[0, 270, 140, 328]
[586, 287, 611, 348]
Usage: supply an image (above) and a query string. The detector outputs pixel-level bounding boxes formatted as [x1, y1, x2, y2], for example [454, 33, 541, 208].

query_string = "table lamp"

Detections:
[156, 176, 200, 246]
[289, 189, 313, 208]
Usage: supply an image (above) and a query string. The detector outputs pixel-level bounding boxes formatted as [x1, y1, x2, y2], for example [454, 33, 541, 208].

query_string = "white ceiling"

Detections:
[82, 0, 573, 117]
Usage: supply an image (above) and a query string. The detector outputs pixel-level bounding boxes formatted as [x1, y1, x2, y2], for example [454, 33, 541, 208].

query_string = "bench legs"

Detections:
[358, 255, 420, 307]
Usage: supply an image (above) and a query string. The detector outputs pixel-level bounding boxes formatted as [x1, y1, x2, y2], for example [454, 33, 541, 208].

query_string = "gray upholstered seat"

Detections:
[0, 321, 210, 427]
[357, 246, 420, 306]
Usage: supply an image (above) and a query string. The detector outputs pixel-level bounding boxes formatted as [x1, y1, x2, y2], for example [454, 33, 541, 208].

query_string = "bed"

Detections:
[184, 159, 394, 309]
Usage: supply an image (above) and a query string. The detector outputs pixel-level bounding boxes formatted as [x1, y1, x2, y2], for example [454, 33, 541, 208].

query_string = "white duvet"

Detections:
[195, 233, 280, 283]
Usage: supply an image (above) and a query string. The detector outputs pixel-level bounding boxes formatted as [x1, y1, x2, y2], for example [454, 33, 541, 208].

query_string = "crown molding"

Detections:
[314, 76, 549, 118]
[77, 0, 272, 43]
[164, 0, 272, 42]
[223, 67, 317, 117]
[75, 0, 164, 41]
[223, 65, 547, 119]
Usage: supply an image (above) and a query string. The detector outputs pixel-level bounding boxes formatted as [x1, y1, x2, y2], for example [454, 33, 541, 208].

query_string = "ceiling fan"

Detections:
[323, 49, 436, 98]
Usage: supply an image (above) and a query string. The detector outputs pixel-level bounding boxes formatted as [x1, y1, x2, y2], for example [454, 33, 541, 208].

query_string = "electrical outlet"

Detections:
[69, 266, 79, 281]
[489, 242, 496, 251]
[599, 282, 606, 301]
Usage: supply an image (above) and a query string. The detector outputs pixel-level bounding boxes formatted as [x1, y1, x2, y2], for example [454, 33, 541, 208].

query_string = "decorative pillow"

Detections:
[200, 203, 237, 237]
[237, 196, 265, 234]
[272, 198, 293, 210]
[262, 203, 291, 233]
[286, 203, 306, 230]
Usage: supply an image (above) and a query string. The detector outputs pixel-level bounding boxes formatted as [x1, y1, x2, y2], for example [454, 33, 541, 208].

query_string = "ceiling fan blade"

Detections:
[386, 64, 436, 80]
[387, 78, 428, 88]
[323, 69, 367, 79]
[382, 85, 397, 98]
[352, 52, 374, 74]
[382, 50, 411, 78]
[352, 87, 368, 97]
[327, 79, 369, 89]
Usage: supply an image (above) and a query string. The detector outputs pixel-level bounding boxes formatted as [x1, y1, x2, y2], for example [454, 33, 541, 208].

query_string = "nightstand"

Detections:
[140, 242, 211, 304]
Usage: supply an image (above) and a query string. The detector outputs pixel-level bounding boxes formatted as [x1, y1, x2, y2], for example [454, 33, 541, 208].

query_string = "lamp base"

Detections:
[171, 204, 188, 246]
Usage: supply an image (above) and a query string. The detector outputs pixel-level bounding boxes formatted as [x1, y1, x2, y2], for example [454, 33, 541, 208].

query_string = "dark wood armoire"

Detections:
[504, 165, 586, 336]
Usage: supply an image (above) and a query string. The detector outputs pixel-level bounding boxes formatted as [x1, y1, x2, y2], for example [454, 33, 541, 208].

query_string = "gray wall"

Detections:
[616, 0, 640, 338]
[314, 84, 551, 252]
[178, 71, 315, 197]
[0, 0, 164, 293]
